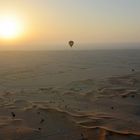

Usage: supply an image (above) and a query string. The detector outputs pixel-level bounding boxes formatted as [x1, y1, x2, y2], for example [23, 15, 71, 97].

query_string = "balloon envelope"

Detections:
[69, 41, 74, 47]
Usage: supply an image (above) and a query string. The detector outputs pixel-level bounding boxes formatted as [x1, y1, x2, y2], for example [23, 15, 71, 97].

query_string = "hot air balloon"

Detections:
[69, 40, 74, 47]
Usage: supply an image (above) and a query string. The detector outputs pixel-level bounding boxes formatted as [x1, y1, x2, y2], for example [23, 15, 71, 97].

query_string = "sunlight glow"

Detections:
[0, 15, 23, 39]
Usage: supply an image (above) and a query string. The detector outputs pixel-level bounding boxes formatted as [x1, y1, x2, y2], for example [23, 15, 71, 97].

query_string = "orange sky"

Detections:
[0, 0, 140, 50]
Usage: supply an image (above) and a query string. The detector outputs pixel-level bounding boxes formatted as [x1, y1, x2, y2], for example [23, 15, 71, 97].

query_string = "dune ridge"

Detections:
[0, 72, 140, 139]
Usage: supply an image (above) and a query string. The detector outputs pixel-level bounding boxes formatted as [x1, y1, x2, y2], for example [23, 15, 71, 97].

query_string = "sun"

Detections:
[0, 15, 23, 39]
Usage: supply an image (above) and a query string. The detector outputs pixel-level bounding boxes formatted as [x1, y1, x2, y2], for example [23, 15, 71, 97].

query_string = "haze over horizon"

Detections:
[0, 0, 140, 50]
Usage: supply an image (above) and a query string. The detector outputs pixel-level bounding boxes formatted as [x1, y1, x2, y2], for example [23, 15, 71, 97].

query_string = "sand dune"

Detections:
[0, 72, 140, 139]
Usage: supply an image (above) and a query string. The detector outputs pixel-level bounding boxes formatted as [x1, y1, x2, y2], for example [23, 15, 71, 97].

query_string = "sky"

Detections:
[0, 0, 140, 50]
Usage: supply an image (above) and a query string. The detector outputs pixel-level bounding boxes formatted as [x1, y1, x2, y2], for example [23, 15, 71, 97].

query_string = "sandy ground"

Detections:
[0, 72, 140, 140]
